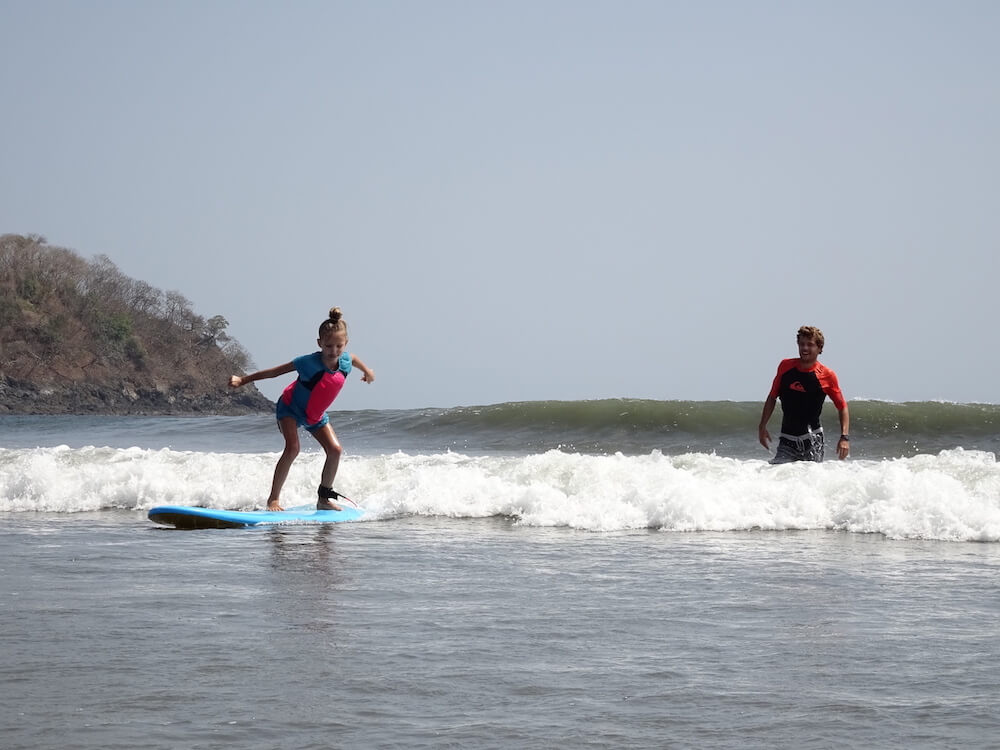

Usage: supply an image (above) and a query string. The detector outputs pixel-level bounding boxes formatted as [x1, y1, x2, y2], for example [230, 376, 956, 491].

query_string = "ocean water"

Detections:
[2, 400, 1000, 749]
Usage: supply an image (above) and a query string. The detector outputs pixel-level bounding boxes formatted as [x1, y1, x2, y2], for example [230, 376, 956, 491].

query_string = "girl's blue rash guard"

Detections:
[277, 352, 353, 430]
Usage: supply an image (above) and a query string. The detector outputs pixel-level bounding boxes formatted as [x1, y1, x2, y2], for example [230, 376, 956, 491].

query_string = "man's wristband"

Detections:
[839, 434, 849, 442]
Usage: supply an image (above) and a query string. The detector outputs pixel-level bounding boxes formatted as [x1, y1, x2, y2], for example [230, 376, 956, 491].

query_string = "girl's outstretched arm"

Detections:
[229, 362, 295, 388]
[351, 355, 375, 384]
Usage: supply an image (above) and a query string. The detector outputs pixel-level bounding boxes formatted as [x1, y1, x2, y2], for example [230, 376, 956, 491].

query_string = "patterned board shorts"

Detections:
[771, 430, 825, 464]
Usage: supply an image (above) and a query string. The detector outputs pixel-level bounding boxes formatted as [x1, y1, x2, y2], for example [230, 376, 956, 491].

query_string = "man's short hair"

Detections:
[797, 325, 825, 352]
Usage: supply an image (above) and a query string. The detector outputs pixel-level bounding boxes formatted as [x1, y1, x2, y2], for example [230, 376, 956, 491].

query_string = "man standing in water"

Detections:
[758, 325, 850, 463]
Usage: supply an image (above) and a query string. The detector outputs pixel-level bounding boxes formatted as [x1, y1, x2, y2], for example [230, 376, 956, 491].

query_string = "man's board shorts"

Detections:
[770, 428, 825, 464]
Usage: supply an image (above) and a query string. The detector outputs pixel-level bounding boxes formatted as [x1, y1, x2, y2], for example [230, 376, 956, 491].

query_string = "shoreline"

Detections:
[0, 375, 271, 416]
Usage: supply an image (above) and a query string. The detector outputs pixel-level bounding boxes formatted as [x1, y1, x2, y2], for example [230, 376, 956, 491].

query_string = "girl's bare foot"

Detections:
[266, 501, 284, 511]
[316, 499, 343, 511]
[317, 484, 344, 511]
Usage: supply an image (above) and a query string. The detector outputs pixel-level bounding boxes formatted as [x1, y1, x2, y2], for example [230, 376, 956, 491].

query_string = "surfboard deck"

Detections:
[148, 504, 364, 529]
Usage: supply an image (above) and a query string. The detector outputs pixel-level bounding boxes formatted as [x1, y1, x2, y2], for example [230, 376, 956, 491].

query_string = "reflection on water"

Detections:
[263, 525, 356, 635]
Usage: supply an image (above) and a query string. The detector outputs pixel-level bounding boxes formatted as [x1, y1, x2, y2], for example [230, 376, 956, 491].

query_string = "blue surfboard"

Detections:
[148, 504, 364, 529]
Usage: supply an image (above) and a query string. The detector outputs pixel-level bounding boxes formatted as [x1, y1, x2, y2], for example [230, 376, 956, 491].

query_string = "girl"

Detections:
[229, 307, 375, 511]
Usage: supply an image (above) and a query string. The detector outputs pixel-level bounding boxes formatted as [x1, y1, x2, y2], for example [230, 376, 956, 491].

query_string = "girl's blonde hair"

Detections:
[319, 307, 348, 339]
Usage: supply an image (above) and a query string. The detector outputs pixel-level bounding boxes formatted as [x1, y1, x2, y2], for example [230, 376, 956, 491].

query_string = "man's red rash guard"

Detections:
[768, 359, 846, 436]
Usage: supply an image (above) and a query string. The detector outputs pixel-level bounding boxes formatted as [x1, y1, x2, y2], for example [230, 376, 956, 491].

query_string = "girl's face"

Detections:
[319, 330, 348, 369]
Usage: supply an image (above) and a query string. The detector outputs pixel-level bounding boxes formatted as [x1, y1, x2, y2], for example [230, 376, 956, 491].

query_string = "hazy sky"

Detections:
[3, 1, 997, 409]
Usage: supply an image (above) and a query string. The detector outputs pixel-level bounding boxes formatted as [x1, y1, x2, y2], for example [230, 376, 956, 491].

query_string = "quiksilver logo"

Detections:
[790, 381, 806, 392]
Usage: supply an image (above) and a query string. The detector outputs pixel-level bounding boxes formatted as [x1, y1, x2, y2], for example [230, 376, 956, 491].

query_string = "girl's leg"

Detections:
[266, 417, 300, 511]
[311, 424, 343, 510]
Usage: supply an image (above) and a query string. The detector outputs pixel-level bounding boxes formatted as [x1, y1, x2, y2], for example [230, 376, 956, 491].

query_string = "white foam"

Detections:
[1, 446, 998, 541]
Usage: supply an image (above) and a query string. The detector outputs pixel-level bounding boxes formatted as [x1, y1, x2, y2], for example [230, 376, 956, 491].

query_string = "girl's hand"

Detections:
[229, 375, 244, 388]
[350, 356, 375, 384]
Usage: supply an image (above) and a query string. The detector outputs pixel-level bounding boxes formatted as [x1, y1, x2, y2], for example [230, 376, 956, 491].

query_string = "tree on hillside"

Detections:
[0, 233, 256, 379]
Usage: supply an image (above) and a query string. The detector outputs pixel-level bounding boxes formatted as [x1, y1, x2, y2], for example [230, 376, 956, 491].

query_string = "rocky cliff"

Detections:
[0, 234, 272, 415]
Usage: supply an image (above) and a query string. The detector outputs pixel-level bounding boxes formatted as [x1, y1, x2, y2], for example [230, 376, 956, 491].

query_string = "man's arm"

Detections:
[836, 405, 850, 460]
[758, 395, 777, 449]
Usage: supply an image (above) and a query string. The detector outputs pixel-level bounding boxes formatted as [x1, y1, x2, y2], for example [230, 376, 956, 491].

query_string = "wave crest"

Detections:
[3, 445, 998, 542]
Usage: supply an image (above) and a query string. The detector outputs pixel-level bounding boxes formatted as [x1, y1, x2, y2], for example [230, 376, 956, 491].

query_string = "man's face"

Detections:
[797, 335, 820, 364]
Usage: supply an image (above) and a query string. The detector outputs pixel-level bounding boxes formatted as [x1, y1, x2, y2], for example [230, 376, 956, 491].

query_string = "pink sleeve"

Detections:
[818, 366, 847, 410]
[768, 360, 795, 399]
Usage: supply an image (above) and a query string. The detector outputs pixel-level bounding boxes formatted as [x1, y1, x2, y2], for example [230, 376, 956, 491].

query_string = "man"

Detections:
[758, 325, 850, 463]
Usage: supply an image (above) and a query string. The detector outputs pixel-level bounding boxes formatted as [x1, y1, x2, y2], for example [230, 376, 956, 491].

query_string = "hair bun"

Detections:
[319, 307, 348, 338]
